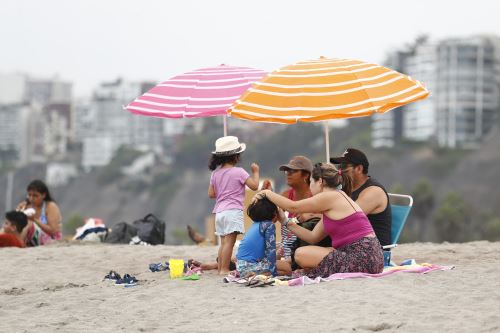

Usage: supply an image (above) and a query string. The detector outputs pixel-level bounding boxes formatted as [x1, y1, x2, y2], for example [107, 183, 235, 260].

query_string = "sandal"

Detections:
[103, 270, 121, 282]
[250, 279, 275, 288]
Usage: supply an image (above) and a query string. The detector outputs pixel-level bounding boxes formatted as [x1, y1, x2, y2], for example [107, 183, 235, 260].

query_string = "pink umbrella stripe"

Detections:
[125, 64, 266, 120]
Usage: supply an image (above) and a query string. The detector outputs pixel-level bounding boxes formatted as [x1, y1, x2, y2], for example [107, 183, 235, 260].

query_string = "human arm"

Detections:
[257, 189, 332, 215]
[356, 186, 388, 215]
[31, 202, 61, 236]
[261, 222, 277, 276]
[16, 200, 29, 211]
[208, 184, 216, 198]
[244, 163, 260, 191]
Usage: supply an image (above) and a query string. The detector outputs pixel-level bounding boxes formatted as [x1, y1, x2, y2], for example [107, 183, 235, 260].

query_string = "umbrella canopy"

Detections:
[125, 64, 267, 135]
[228, 56, 429, 159]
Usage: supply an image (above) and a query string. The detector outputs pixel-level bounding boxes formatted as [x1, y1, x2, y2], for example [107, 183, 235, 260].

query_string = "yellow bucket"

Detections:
[169, 259, 184, 279]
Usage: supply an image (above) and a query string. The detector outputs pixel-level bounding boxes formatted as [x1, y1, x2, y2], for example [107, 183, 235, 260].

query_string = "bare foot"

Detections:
[187, 225, 206, 244]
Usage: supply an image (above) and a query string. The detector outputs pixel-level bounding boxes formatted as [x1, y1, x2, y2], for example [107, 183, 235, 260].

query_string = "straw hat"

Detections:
[212, 136, 246, 155]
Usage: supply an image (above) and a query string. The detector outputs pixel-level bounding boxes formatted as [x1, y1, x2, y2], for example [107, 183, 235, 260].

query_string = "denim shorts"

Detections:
[215, 209, 244, 236]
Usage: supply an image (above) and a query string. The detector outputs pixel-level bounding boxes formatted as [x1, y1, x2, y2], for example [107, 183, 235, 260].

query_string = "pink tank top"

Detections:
[322, 211, 374, 249]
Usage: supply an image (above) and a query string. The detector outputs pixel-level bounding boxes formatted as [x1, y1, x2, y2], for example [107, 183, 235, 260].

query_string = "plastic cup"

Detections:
[169, 259, 184, 279]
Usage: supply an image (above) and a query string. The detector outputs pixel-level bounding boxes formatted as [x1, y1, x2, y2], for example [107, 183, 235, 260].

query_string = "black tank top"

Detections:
[351, 177, 392, 246]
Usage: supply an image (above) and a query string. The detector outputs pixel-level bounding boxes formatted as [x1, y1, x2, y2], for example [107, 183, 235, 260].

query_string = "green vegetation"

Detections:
[434, 192, 473, 242]
[151, 170, 179, 215]
[482, 217, 500, 241]
[97, 146, 143, 184]
[64, 213, 84, 236]
[171, 226, 191, 245]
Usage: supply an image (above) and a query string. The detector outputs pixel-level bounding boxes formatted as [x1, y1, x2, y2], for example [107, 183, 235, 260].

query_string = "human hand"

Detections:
[16, 201, 28, 211]
[277, 208, 287, 224]
[261, 179, 273, 191]
[250, 163, 259, 174]
[252, 189, 268, 203]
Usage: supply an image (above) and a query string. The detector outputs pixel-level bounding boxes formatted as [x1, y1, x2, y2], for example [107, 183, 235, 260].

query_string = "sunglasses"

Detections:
[284, 169, 300, 175]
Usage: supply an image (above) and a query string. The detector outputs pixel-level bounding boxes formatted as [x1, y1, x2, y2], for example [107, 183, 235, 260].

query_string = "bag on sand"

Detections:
[104, 222, 138, 244]
[132, 214, 165, 245]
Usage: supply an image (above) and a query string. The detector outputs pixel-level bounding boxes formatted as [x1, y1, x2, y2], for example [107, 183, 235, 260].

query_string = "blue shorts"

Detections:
[215, 209, 244, 236]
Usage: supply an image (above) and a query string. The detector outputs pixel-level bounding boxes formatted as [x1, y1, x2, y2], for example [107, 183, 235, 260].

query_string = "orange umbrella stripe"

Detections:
[249, 74, 413, 96]
[240, 81, 423, 109]
[260, 68, 400, 87]
[231, 88, 428, 119]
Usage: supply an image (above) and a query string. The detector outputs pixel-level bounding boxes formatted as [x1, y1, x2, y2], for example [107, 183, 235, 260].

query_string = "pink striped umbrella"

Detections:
[125, 64, 267, 135]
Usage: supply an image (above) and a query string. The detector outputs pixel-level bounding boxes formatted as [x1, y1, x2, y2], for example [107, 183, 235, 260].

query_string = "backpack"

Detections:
[132, 214, 165, 245]
[104, 222, 138, 244]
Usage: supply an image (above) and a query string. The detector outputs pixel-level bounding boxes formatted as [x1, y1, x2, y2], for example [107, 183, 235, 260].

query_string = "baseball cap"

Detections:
[330, 148, 369, 171]
[279, 156, 313, 173]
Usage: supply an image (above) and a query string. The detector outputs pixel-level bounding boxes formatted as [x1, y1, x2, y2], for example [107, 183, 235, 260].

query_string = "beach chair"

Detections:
[382, 193, 413, 266]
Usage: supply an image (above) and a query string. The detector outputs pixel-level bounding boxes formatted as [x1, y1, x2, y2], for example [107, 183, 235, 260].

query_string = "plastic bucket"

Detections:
[169, 259, 185, 279]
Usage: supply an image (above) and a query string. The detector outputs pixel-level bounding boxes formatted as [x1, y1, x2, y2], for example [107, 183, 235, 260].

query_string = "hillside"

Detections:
[1, 118, 499, 243]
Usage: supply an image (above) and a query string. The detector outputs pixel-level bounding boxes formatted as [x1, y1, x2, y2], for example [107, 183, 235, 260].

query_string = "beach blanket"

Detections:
[223, 261, 454, 287]
[287, 263, 455, 286]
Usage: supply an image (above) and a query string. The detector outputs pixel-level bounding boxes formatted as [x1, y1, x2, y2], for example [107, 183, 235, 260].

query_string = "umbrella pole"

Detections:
[223, 115, 228, 136]
[324, 122, 330, 162]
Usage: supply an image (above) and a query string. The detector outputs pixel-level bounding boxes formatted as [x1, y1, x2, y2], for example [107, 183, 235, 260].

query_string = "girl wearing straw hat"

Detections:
[208, 136, 260, 275]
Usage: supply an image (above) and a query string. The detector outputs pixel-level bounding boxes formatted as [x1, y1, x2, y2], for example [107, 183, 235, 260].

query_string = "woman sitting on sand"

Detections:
[16, 179, 62, 246]
[255, 163, 384, 278]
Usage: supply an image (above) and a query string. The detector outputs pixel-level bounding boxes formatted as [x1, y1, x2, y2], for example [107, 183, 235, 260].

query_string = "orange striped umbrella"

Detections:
[228, 56, 429, 160]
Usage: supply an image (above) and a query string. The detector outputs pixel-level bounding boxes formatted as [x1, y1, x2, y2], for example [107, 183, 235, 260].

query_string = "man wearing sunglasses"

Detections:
[330, 148, 392, 247]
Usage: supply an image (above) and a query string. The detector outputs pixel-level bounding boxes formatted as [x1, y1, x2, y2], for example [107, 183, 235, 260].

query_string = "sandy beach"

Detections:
[1, 241, 499, 332]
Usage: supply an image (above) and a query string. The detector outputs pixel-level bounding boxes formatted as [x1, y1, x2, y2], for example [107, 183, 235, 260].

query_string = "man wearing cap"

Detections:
[330, 148, 392, 247]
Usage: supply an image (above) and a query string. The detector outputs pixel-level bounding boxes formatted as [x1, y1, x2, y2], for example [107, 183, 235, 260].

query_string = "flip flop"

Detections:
[250, 279, 275, 288]
[246, 277, 261, 287]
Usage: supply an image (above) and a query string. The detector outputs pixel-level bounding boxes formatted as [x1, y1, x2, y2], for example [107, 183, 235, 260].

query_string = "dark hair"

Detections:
[247, 197, 278, 222]
[312, 163, 353, 196]
[301, 170, 311, 185]
[208, 153, 241, 171]
[27, 179, 54, 202]
[5, 211, 28, 233]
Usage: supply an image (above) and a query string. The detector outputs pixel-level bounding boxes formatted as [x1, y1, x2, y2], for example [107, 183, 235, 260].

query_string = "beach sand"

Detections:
[1, 241, 499, 332]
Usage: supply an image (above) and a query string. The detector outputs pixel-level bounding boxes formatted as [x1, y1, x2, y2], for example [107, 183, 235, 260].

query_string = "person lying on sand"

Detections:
[0, 211, 28, 248]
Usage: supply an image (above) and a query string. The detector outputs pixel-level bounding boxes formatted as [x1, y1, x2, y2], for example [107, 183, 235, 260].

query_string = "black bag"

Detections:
[132, 214, 165, 245]
[290, 217, 332, 270]
[104, 222, 138, 244]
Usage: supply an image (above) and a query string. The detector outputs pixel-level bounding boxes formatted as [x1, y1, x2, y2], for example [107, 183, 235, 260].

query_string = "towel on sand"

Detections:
[288, 262, 455, 286]
[223, 262, 454, 287]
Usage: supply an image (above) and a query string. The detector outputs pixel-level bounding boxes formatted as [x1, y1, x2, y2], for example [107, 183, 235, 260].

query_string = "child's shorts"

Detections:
[236, 259, 272, 278]
[215, 209, 244, 236]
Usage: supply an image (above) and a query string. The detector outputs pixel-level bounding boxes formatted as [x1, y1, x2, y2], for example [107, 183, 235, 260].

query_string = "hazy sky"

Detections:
[2, 0, 499, 96]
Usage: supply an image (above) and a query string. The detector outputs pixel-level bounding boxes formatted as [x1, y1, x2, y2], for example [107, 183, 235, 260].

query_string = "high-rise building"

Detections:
[76, 78, 165, 169]
[371, 35, 500, 148]
[0, 104, 30, 166]
[372, 49, 413, 148]
[435, 36, 500, 148]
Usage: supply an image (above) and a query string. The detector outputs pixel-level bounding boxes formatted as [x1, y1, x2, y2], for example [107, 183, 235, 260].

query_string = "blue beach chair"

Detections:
[382, 193, 413, 266]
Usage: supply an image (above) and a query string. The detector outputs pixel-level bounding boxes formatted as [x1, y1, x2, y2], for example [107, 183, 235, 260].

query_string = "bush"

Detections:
[64, 213, 84, 236]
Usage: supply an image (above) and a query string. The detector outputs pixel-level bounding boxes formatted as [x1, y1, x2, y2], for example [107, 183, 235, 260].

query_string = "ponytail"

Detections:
[312, 163, 353, 195]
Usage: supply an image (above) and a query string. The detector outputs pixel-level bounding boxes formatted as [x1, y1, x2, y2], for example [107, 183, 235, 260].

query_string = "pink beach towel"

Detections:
[288, 263, 455, 287]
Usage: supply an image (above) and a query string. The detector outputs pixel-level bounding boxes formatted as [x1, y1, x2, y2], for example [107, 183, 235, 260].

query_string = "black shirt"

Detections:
[351, 177, 392, 247]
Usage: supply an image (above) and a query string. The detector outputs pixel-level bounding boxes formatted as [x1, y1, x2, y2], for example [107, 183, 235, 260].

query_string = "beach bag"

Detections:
[104, 222, 138, 244]
[290, 217, 332, 270]
[132, 214, 165, 245]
